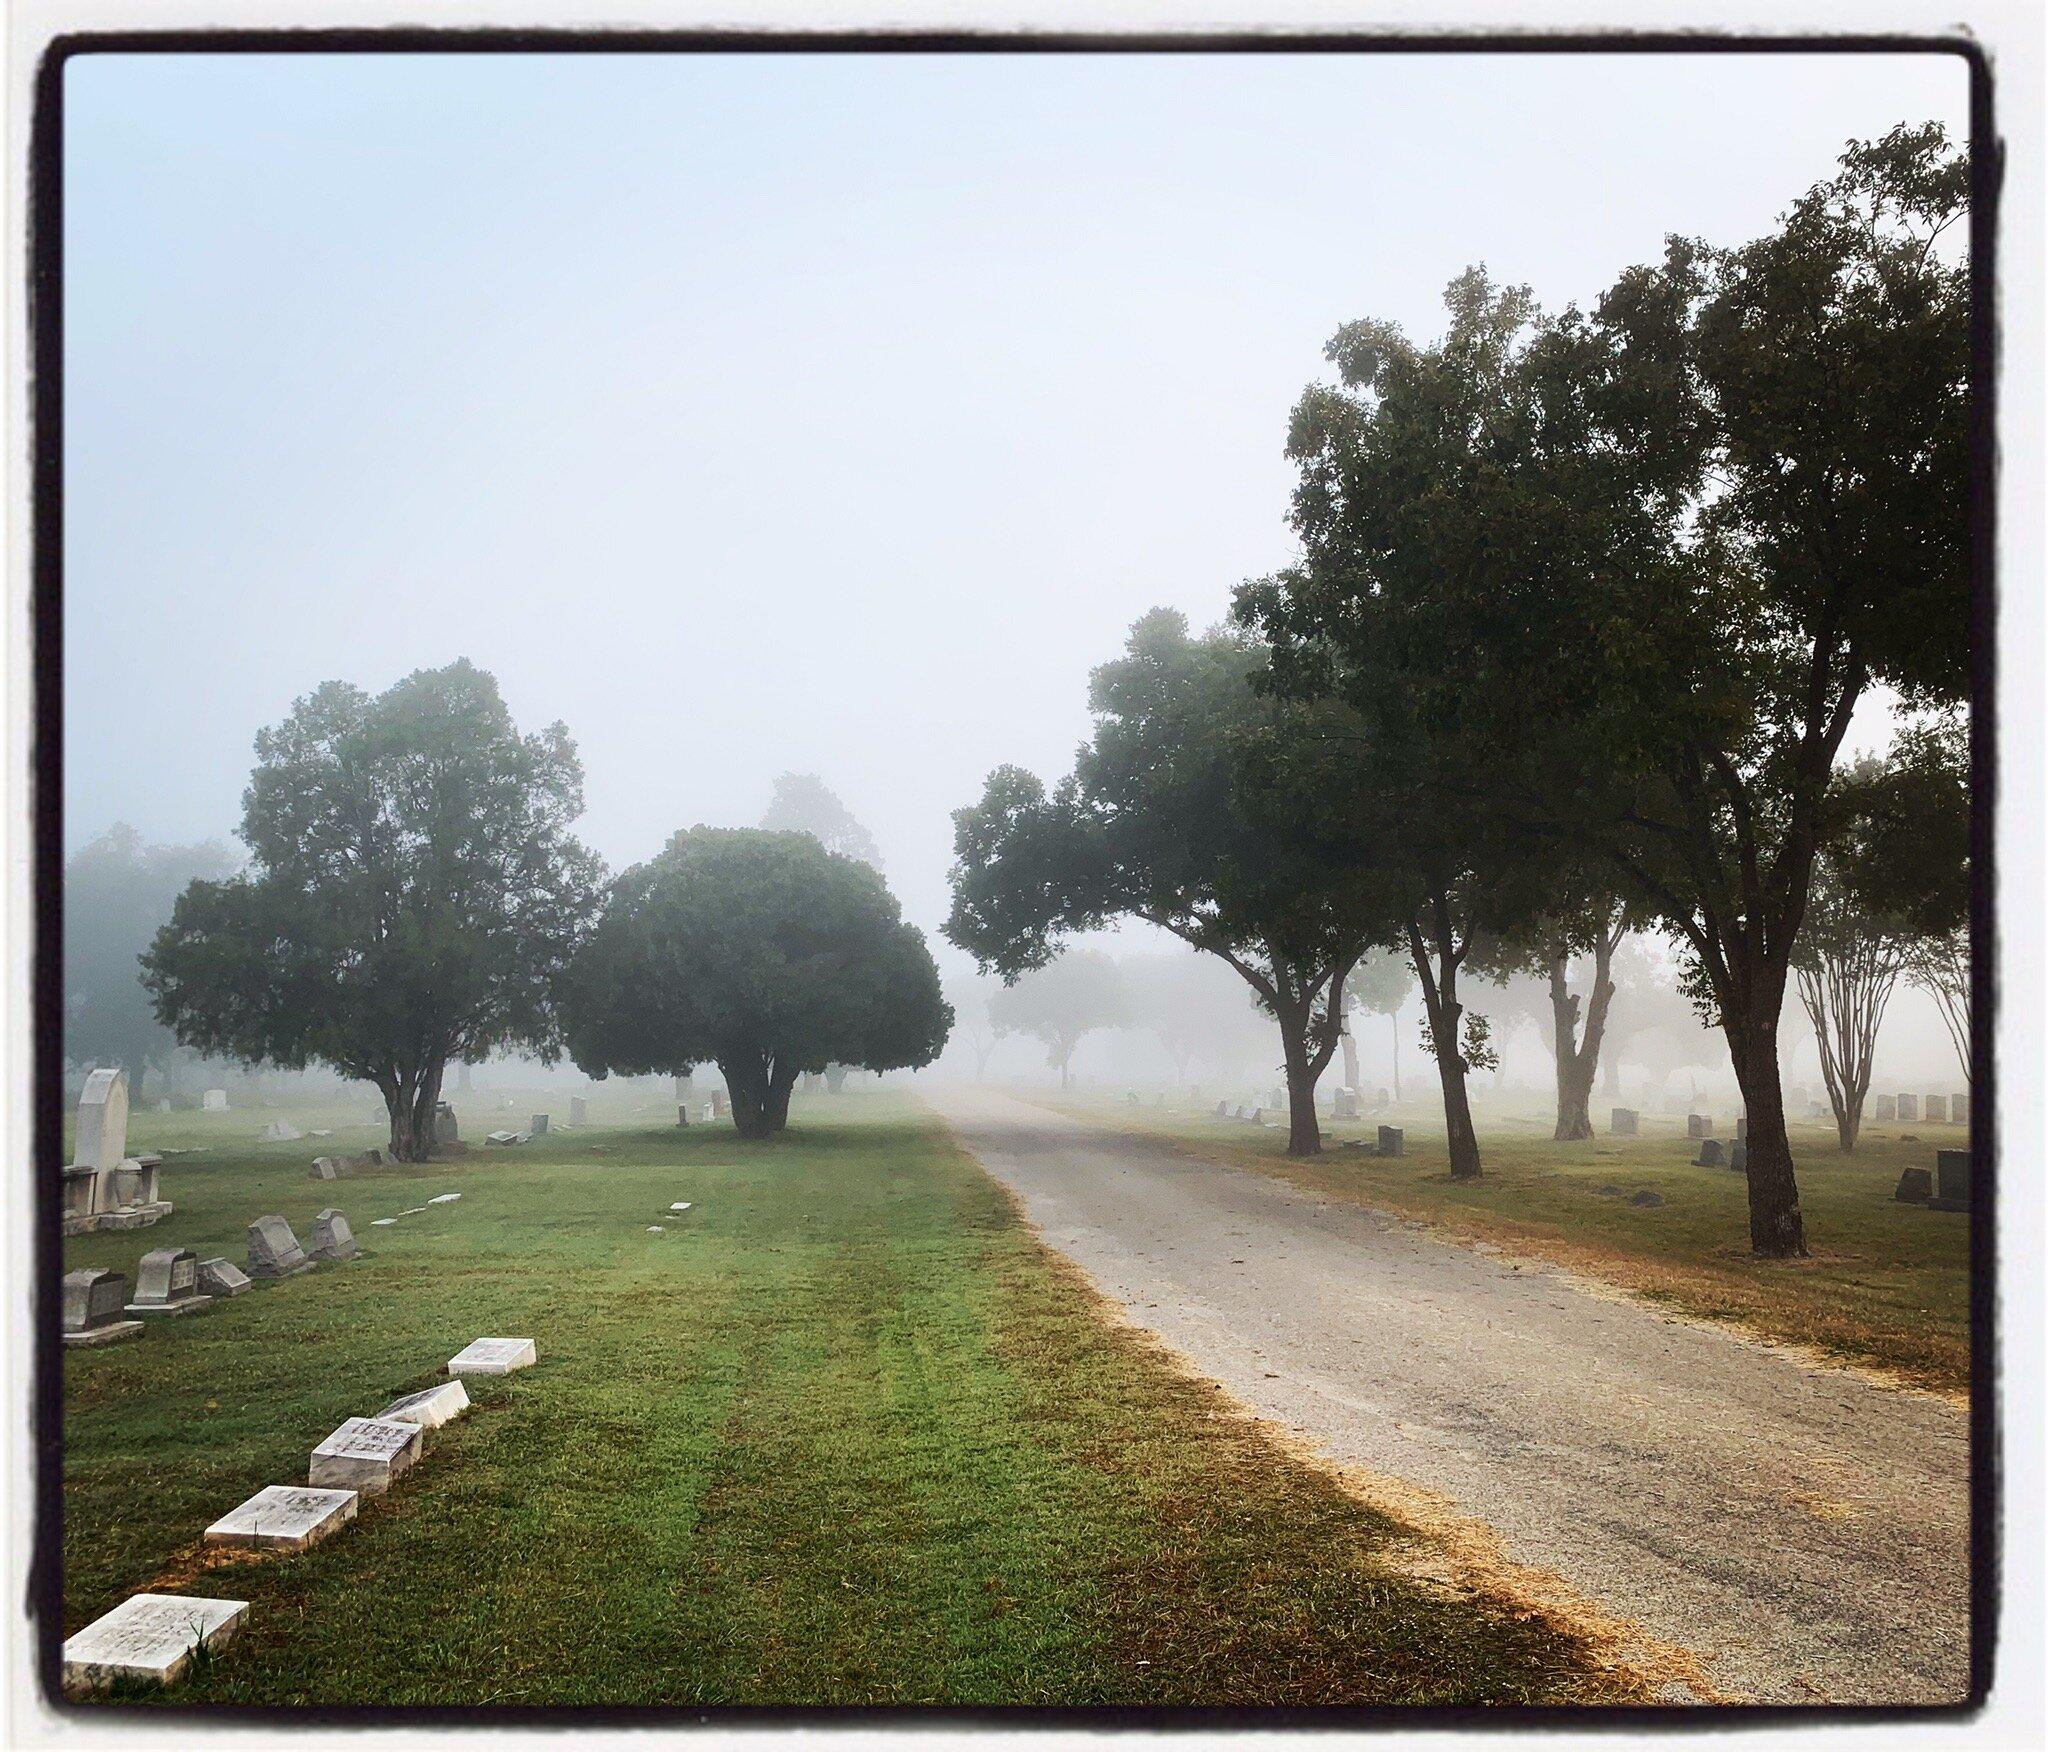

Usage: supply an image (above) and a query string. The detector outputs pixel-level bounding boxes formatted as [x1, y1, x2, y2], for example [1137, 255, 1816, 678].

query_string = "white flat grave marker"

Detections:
[204, 1485, 357, 1552]
[647, 1225, 665, 1232]
[62, 1593, 248, 1691]
[446, 1336, 535, 1377]
[370, 1217, 397, 1226]
[400, 1206, 428, 1215]
[377, 1380, 469, 1429]
[670, 1202, 693, 1212]
[309, 1416, 421, 1496]
[427, 1193, 461, 1204]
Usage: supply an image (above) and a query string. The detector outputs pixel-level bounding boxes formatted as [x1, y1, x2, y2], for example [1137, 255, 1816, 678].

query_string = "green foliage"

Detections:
[564, 827, 950, 1134]
[63, 824, 237, 1092]
[140, 661, 604, 1157]
[984, 949, 1130, 1083]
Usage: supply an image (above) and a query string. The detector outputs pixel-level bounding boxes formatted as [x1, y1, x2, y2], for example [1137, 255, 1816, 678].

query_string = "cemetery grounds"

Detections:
[59, 1086, 1652, 1708]
[1039, 1091, 1972, 1397]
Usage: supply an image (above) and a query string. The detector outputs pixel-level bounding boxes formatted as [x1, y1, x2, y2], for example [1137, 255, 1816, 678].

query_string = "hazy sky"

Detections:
[65, 48, 1968, 964]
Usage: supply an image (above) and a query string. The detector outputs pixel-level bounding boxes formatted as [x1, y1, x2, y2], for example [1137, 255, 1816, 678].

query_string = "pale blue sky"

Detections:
[64, 49, 1968, 950]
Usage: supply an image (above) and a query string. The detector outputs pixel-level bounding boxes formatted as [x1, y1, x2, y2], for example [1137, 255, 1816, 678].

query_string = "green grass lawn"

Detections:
[60, 1088, 1637, 1709]
[1042, 1091, 1971, 1394]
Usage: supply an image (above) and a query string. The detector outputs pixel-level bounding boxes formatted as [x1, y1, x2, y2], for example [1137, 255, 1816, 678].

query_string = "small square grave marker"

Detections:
[530, 1113, 550, 1135]
[377, 1380, 470, 1429]
[196, 1257, 251, 1299]
[61, 1593, 248, 1691]
[1609, 1108, 1639, 1136]
[309, 1417, 421, 1496]
[670, 1201, 693, 1212]
[446, 1336, 536, 1377]
[204, 1485, 357, 1552]
[1377, 1125, 1403, 1158]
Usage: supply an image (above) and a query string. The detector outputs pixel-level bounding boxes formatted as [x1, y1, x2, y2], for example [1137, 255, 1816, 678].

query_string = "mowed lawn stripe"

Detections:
[63, 1091, 1638, 1708]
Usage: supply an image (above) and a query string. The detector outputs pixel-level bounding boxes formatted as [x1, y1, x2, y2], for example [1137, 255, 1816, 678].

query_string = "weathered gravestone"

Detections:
[1929, 1149, 1970, 1213]
[530, 1113, 550, 1136]
[309, 1156, 345, 1181]
[433, 1102, 459, 1147]
[1730, 1139, 1748, 1174]
[61, 1593, 249, 1692]
[377, 1380, 470, 1429]
[446, 1335, 537, 1377]
[258, 1120, 305, 1143]
[1610, 1108, 1639, 1137]
[126, 1248, 212, 1316]
[709, 1090, 727, 1120]
[1686, 1114, 1708, 1140]
[1951, 1092, 1970, 1128]
[309, 1417, 421, 1496]
[1696, 1139, 1725, 1168]
[486, 1129, 524, 1146]
[75, 1067, 129, 1171]
[677, 1103, 690, 1127]
[1896, 1094, 1919, 1123]
[201, 1088, 229, 1111]
[62, 1269, 142, 1347]
[308, 1209, 360, 1262]
[428, 1192, 461, 1204]
[1333, 1087, 1361, 1120]
[1894, 1166, 1933, 1204]
[204, 1485, 357, 1552]
[1377, 1125, 1404, 1158]
[1923, 1095, 1947, 1124]
[1874, 1094, 1898, 1121]
[1736, 1115, 1748, 1142]
[62, 1068, 171, 1236]
[570, 1097, 588, 1127]
[246, 1214, 312, 1279]
[1214, 1100, 1230, 1119]
[197, 1257, 251, 1298]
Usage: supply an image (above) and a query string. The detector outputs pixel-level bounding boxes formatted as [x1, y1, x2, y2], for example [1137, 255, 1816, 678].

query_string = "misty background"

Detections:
[63, 48, 1970, 1101]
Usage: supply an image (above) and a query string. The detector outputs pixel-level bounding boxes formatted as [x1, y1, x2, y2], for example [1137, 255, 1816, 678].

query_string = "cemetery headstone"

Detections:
[204, 1485, 357, 1552]
[570, 1097, 588, 1127]
[446, 1335, 537, 1377]
[428, 1192, 461, 1204]
[1929, 1149, 1970, 1212]
[126, 1248, 212, 1316]
[74, 1068, 130, 1171]
[670, 1201, 693, 1212]
[258, 1120, 305, 1143]
[1951, 1092, 1969, 1128]
[1686, 1114, 1707, 1139]
[310, 1156, 344, 1181]
[1923, 1095, 1947, 1124]
[1874, 1094, 1897, 1121]
[197, 1257, 251, 1298]
[1377, 1125, 1404, 1158]
[530, 1113, 550, 1135]
[709, 1090, 726, 1119]
[486, 1129, 523, 1145]
[1736, 1115, 1748, 1142]
[1894, 1166, 1933, 1204]
[62, 1269, 142, 1347]
[1627, 1190, 1663, 1207]
[377, 1380, 470, 1429]
[1610, 1108, 1639, 1136]
[201, 1089, 228, 1111]
[246, 1214, 312, 1278]
[156, 1097, 172, 1114]
[1214, 1100, 1229, 1119]
[677, 1104, 690, 1127]
[433, 1102, 459, 1147]
[1696, 1139, 1725, 1168]
[1896, 1094, 1919, 1123]
[309, 1417, 421, 1496]
[307, 1209, 360, 1262]
[1334, 1087, 1361, 1120]
[60, 1593, 249, 1692]
[1729, 1138, 1748, 1174]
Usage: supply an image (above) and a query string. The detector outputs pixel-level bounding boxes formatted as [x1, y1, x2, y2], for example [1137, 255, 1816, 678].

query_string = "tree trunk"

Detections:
[765, 1063, 800, 1133]
[384, 1057, 446, 1163]
[124, 1055, 148, 1110]
[1548, 958, 1592, 1142]
[1340, 1022, 1360, 1094]
[1721, 986, 1806, 1257]
[1389, 1011, 1402, 1102]
[722, 1056, 778, 1140]
[1280, 1011, 1323, 1158]
[1408, 904, 1480, 1180]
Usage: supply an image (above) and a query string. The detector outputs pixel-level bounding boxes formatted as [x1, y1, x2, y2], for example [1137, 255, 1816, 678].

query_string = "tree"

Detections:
[564, 828, 949, 1137]
[1241, 126, 1968, 1250]
[948, 610, 1389, 1153]
[944, 973, 1006, 1081]
[984, 949, 1129, 1090]
[760, 773, 883, 869]
[1479, 897, 1636, 1139]
[1124, 948, 1276, 1087]
[1792, 860, 1911, 1154]
[64, 825, 238, 1104]
[143, 662, 604, 1160]
[1348, 950, 1412, 1101]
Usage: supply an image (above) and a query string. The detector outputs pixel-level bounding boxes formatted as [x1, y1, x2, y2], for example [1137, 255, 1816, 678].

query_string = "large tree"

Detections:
[564, 828, 950, 1137]
[1478, 897, 1636, 1140]
[1242, 126, 1968, 1251]
[143, 662, 604, 1160]
[64, 825, 238, 1104]
[948, 610, 1389, 1154]
[1347, 950, 1413, 1101]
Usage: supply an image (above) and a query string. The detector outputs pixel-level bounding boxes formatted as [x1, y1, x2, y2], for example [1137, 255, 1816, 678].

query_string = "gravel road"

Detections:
[930, 1087, 1972, 1706]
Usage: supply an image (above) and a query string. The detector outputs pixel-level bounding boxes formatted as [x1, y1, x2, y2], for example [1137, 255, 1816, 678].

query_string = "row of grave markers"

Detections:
[60, 1336, 538, 1693]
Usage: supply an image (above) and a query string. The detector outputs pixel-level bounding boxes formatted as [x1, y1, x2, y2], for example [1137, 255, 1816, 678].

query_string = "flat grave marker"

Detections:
[62, 1593, 249, 1692]
[446, 1336, 536, 1377]
[197, 1258, 251, 1298]
[377, 1380, 470, 1429]
[309, 1417, 421, 1496]
[204, 1485, 357, 1552]
[427, 1192, 461, 1204]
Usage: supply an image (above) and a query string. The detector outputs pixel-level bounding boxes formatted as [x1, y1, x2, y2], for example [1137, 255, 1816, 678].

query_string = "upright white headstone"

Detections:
[74, 1068, 129, 1171]
[201, 1088, 228, 1112]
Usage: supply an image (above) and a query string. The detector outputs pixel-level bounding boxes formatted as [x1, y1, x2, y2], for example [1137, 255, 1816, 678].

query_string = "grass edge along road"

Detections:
[1032, 1093, 1970, 1398]
[63, 1090, 1648, 1708]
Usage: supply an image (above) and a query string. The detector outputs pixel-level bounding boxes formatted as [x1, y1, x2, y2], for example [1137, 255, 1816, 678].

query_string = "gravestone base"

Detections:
[63, 1318, 143, 1348]
[124, 1292, 212, 1318]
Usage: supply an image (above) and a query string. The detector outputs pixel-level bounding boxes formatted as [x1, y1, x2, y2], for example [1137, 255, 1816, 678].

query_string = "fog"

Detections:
[61, 49, 1970, 1100]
